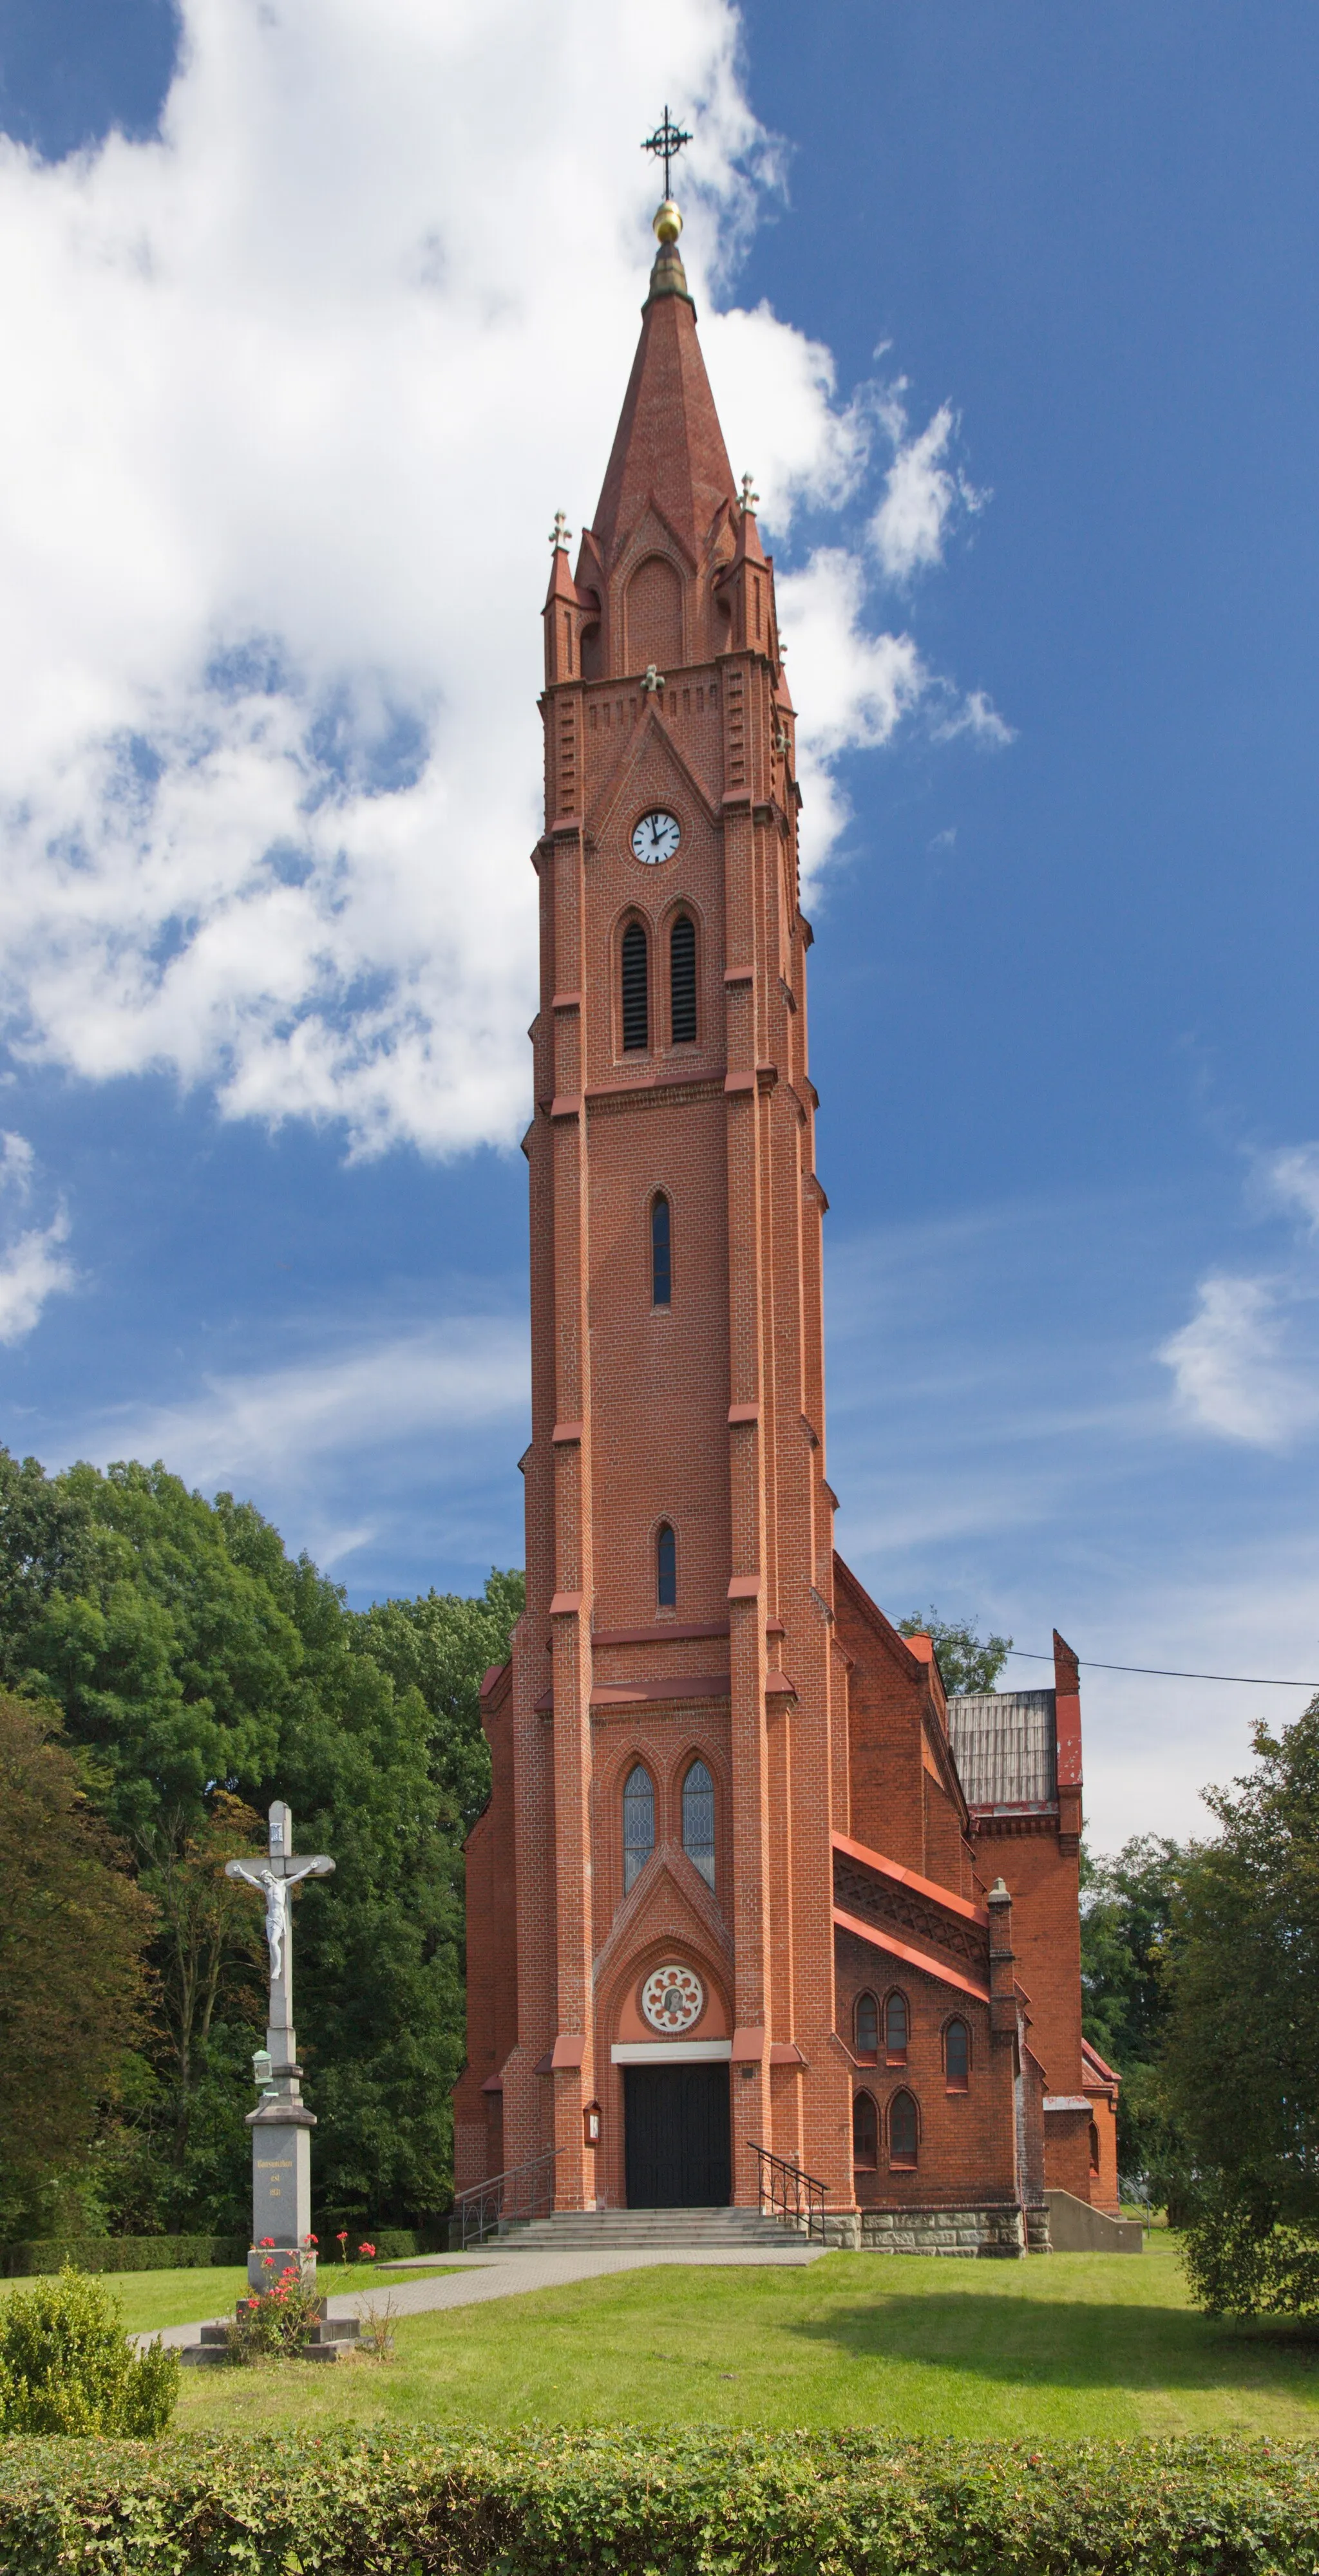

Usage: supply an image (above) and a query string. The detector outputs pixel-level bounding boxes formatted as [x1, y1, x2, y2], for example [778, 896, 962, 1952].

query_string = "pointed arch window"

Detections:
[855, 1993, 878, 2062]
[853, 2090, 878, 2172]
[944, 2017, 970, 2092]
[884, 1991, 909, 2065]
[889, 2089, 918, 2168]
[622, 1764, 655, 1894]
[651, 1194, 672, 1306]
[656, 1522, 677, 1608]
[682, 1758, 716, 1888]
[621, 921, 649, 1051]
[670, 913, 697, 1044]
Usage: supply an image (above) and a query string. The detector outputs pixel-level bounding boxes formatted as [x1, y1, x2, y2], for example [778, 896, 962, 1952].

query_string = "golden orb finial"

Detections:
[653, 197, 683, 246]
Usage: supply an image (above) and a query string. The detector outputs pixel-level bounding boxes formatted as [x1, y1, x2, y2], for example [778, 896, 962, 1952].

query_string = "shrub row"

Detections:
[0, 2229, 436, 2279]
[1, 2430, 1317, 2576]
[0, 2239, 247, 2280]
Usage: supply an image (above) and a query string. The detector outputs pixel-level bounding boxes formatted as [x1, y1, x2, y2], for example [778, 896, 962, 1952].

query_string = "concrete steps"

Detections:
[497, 2206, 801, 2251]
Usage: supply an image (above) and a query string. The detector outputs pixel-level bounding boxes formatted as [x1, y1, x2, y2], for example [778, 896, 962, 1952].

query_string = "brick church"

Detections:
[454, 187, 1120, 2250]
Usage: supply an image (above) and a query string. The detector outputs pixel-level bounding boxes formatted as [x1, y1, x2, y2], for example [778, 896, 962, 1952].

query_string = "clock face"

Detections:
[631, 809, 681, 865]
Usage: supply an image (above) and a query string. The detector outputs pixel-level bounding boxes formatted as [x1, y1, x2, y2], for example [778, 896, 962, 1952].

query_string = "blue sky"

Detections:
[1, 1, 1317, 1845]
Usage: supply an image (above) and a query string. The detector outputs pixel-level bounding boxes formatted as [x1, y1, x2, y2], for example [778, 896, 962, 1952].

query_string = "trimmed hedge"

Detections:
[1, 2430, 1317, 2576]
[0, 2229, 439, 2279]
[0, 2239, 247, 2280]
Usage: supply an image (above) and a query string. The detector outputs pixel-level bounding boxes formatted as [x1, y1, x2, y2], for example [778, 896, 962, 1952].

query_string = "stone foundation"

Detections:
[856, 2204, 1028, 2257]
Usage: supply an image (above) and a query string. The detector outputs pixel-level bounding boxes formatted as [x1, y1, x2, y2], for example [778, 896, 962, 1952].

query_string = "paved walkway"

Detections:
[146, 2241, 827, 2352]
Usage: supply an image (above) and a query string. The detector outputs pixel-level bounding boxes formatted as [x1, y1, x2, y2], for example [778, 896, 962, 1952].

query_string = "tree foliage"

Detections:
[897, 1609, 1012, 1696]
[1079, 1833, 1189, 2195]
[0, 1446, 523, 2237]
[0, 1693, 155, 2232]
[1161, 1699, 1319, 2313]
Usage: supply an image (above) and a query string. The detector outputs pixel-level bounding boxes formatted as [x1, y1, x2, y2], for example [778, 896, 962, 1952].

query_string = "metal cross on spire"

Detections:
[641, 104, 692, 197]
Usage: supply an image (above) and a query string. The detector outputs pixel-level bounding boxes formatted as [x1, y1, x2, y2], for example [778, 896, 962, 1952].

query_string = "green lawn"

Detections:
[0, 2262, 408, 2331]
[157, 2238, 1319, 2441]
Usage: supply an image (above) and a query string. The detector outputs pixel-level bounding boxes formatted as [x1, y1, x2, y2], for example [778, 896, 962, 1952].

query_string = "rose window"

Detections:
[641, 1964, 705, 2033]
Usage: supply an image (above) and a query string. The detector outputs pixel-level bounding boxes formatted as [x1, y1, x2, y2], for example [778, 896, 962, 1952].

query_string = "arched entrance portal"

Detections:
[624, 2063, 731, 2206]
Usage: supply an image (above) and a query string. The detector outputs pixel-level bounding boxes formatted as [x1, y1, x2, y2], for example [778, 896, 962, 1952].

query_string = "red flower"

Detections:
[336, 2230, 348, 2241]
[258, 2237, 275, 2247]
[303, 2232, 319, 2246]
[358, 2241, 376, 2258]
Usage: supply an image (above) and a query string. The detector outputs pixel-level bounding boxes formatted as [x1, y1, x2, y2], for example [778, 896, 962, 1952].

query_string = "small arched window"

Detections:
[884, 1991, 909, 2065]
[656, 1523, 677, 1608]
[622, 1764, 655, 1894]
[1089, 2119, 1101, 2177]
[670, 913, 697, 1044]
[889, 2089, 918, 2168]
[945, 2018, 970, 2092]
[621, 921, 649, 1051]
[651, 1194, 671, 1306]
[855, 1993, 878, 2061]
[682, 1758, 716, 1887]
[852, 2091, 878, 2171]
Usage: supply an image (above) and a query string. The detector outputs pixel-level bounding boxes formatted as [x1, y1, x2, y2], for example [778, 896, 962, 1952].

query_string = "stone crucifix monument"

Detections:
[226, 1801, 334, 2291]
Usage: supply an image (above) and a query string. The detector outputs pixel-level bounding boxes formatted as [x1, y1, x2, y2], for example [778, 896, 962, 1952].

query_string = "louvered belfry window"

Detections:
[621, 921, 649, 1050]
[622, 1764, 655, 1893]
[670, 912, 697, 1043]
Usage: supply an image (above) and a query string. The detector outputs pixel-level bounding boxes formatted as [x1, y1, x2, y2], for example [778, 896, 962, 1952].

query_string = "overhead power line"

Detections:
[1004, 1648, 1318, 1690]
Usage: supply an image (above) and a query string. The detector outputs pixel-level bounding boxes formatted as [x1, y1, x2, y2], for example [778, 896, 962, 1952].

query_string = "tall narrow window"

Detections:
[621, 921, 649, 1051]
[855, 1993, 878, 2061]
[889, 2089, 918, 2169]
[853, 2091, 878, 2171]
[622, 1763, 655, 1893]
[682, 1758, 716, 1887]
[656, 1522, 676, 1608]
[670, 912, 697, 1044]
[651, 1194, 671, 1306]
[944, 2018, 970, 2092]
[884, 1991, 909, 2065]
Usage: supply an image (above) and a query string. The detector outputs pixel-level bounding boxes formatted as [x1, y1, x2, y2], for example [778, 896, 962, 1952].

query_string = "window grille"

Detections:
[682, 1758, 716, 1887]
[889, 2089, 918, 2167]
[855, 1993, 878, 2058]
[656, 1522, 676, 1608]
[622, 1764, 655, 1893]
[885, 1990, 909, 2064]
[853, 2091, 878, 2170]
[945, 2017, 970, 2090]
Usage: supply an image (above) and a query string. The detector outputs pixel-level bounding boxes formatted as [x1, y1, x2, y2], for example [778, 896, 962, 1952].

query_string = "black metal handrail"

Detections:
[452, 2146, 562, 2250]
[751, 2141, 829, 2242]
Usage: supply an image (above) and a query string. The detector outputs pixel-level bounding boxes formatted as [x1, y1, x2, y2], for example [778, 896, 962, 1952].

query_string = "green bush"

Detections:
[0, 2430, 1316, 2573]
[0, 2269, 178, 2438]
[0, 2235, 246, 2278]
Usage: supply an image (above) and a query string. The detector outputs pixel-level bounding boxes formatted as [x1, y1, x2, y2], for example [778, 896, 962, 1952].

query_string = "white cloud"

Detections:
[100, 1317, 529, 1494]
[0, 0, 1003, 1158]
[779, 549, 1010, 886]
[869, 393, 986, 585]
[1159, 1142, 1319, 1446]
[1266, 1142, 1319, 1231]
[1158, 1274, 1318, 1446]
[0, 1133, 75, 1341]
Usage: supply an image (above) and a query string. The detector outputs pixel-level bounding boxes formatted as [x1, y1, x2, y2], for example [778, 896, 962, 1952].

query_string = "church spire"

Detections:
[587, 124, 738, 574]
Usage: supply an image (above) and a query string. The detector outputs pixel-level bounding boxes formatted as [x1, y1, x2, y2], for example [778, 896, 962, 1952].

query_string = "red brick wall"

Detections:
[453, 235, 1068, 2239]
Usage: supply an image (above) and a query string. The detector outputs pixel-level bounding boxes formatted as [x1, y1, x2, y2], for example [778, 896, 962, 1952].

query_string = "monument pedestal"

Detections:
[247, 2089, 316, 2290]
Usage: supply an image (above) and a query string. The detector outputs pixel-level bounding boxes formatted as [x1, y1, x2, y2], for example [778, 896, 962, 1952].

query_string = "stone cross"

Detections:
[225, 1802, 334, 2288]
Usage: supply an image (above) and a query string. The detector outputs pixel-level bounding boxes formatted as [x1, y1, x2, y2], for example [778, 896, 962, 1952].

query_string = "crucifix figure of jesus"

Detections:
[225, 1801, 334, 2036]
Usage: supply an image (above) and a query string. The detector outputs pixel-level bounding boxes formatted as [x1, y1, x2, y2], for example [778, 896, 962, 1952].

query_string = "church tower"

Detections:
[459, 188, 853, 2215]
[455, 177, 1105, 2246]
